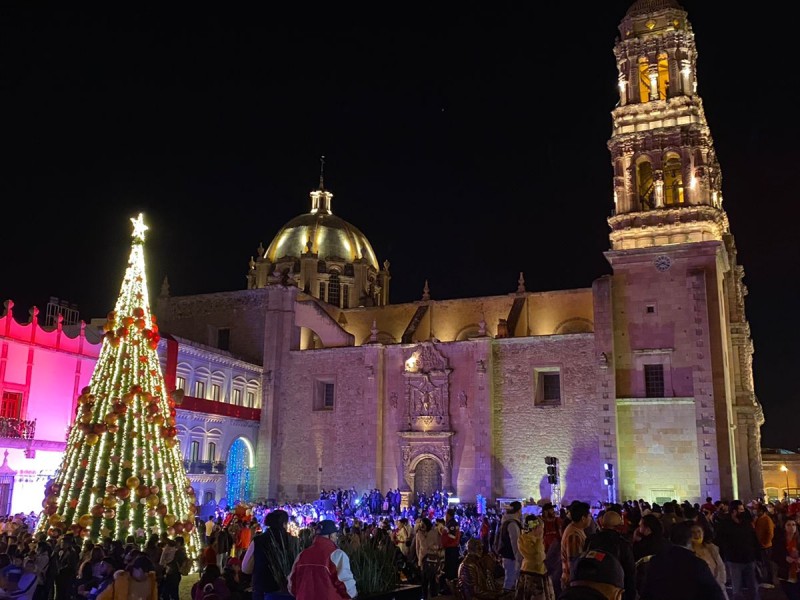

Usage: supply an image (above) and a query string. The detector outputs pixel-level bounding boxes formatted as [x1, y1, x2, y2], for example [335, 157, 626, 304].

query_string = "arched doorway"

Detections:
[413, 457, 442, 496]
[226, 437, 254, 505]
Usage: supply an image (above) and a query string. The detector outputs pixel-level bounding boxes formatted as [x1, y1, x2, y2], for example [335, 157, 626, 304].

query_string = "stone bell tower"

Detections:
[603, 0, 764, 502]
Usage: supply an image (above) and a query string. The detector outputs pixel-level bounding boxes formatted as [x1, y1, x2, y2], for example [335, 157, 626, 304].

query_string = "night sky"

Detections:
[2, 3, 798, 449]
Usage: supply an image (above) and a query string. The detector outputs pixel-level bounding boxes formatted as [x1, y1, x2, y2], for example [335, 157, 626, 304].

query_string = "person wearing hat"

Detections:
[561, 501, 592, 590]
[288, 519, 357, 600]
[584, 510, 635, 600]
[540, 503, 563, 554]
[495, 501, 524, 593]
[559, 550, 625, 600]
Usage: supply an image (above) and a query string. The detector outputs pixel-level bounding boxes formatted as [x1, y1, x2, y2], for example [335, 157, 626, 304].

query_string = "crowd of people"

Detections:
[4, 491, 800, 600]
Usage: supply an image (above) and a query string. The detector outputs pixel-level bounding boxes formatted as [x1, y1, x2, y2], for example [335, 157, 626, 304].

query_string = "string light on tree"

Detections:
[37, 213, 201, 558]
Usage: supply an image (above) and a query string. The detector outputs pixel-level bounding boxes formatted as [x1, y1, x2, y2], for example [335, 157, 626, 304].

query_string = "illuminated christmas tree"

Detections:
[38, 214, 200, 556]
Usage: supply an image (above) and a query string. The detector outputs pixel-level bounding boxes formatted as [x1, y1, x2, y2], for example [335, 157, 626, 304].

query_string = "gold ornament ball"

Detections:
[85, 433, 99, 446]
[126, 476, 140, 490]
[78, 514, 93, 528]
[163, 514, 176, 527]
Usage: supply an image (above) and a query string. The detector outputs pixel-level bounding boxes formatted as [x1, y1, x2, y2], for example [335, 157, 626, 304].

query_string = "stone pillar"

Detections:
[254, 285, 299, 501]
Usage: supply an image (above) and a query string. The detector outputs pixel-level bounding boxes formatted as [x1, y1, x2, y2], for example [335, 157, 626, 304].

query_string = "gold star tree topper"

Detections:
[131, 213, 149, 242]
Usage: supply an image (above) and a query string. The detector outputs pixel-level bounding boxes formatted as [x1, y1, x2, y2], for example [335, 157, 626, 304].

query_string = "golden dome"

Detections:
[264, 188, 379, 269]
[626, 0, 682, 17]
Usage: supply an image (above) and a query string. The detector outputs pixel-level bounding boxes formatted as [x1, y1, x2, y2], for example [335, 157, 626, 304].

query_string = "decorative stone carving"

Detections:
[397, 431, 455, 493]
[458, 391, 467, 408]
[390, 392, 398, 409]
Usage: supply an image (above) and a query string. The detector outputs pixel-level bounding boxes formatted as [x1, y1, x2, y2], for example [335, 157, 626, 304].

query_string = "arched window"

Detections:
[657, 52, 670, 100]
[208, 442, 217, 462]
[189, 440, 200, 462]
[663, 154, 684, 206]
[636, 160, 655, 209]
[638, 57, 650, 103]
[328, 272, 341, 307]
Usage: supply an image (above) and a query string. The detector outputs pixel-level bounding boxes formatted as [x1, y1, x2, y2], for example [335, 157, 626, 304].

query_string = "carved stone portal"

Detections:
[398, 342, 455, 493]
[399, 431, 455, 493]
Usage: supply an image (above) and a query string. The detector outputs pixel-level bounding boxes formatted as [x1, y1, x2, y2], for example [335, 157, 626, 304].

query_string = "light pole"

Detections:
[781, 465, 790, 500]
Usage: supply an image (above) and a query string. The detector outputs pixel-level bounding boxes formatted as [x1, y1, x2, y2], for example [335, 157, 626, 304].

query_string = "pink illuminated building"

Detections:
[0, 301, 101, 514]
[0, 298, 259, 514]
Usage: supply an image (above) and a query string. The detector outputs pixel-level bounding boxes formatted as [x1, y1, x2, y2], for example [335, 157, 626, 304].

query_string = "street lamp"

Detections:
[781, 465, 790, 500]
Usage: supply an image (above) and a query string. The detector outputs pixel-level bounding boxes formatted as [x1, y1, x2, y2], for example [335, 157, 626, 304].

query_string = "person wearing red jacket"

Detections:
[288, 520, 357, 600]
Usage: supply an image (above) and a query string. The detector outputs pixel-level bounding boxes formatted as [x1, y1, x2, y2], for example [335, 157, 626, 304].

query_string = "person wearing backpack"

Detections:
[495, 501, 523, 593]
[584, 509, 636, 600]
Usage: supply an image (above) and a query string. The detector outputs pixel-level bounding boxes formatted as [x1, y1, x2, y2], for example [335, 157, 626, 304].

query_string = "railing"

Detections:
[178, 395, 260, 421]
[183, 460, 226, 475]
[0, 417, 36, 440]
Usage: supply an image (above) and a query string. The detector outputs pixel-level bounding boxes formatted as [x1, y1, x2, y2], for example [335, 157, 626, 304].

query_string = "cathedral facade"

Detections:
[0, 1, 765, 514]
[154, 0, 766, 506]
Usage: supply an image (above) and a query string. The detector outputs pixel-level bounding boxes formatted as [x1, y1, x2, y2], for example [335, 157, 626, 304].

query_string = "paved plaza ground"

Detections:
[178, 570, 793, 600]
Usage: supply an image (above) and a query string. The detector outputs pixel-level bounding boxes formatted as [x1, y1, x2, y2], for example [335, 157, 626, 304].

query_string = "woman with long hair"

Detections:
[690, 521, 728, 599]
[773, 518, 800, 600]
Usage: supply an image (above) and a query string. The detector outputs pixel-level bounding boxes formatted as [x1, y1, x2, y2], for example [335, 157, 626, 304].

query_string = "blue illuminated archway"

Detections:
[225, 437, 254, 504]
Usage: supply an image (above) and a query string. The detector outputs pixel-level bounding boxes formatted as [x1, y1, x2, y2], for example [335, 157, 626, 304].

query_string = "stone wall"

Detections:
[616, 398, 700, 502]
[490, 335, 603, 504]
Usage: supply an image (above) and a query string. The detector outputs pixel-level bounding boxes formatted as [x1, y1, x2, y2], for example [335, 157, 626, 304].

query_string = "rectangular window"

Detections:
[217, 328, 230, 351]
[644, 364, 665, 397]
[208, 442, 216, 462]
[246, 391, 255, 408]
[189, 440, 200, 462]
[319, 282, 326, 301]
[323, 383, 335, 408]
[211, 384, 221, 401]
[534, 370, 561, 406]
[1, 392, 22, 419]
[314, 379, 335, 410]
[342, 285, 349, 309]
[194, 380, 206, 399]
[204, 491, 215, 504]
[233, 389, 242, 406]
[176, 376, 186, 391]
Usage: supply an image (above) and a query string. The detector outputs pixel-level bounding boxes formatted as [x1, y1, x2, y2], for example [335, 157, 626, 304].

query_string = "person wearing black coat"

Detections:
[584, 510, 636, 600]
[639, 520, 726, 600]
[241, 509, 293, 598]
[714, 500, 761, 600]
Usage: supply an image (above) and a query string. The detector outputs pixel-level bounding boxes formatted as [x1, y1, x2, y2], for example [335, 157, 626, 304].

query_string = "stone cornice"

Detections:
[166, 338, 262, 372]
